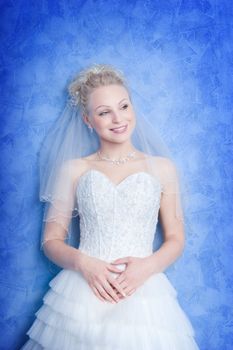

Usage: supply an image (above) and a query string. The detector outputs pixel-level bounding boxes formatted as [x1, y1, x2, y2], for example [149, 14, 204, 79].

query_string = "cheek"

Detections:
[129, 112, 136, 125]
[129, 109, 136, 120]
[93, 117, 109, 130]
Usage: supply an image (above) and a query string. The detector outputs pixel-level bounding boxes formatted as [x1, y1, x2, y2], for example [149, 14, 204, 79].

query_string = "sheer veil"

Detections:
[39, 64, 188, 272]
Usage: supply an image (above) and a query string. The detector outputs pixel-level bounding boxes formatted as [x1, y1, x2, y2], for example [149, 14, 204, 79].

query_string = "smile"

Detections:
[110, 125, 128, 134]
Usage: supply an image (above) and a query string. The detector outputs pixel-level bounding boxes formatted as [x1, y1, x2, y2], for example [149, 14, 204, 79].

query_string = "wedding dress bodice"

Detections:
[76, 169, 162, 262]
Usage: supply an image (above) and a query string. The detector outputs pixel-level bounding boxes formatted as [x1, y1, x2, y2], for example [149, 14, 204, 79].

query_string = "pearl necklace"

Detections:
[97, 150, 137, 165]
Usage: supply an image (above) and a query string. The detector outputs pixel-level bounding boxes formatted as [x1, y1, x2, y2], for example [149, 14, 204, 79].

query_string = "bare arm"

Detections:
[146, 159, 185, 275]
[42, 221, 86, 272]
[146, 217, 185, 275]
[41, 159, 88, 272]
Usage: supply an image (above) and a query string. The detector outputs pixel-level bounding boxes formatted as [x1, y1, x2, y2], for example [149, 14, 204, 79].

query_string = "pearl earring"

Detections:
[88, 124, 93, 133]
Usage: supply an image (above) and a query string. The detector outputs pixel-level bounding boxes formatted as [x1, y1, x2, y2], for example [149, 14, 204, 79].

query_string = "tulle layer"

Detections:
[21, 269, 199, 350]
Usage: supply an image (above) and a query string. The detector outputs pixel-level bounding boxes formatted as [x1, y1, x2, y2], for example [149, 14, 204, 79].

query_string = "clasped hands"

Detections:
[79, 253, 154, 304]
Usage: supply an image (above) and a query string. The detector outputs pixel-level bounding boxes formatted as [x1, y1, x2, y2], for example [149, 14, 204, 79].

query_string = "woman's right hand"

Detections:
[78, 252, 127, 303]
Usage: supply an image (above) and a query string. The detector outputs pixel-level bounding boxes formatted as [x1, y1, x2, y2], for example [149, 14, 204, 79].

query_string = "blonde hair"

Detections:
[68, 63, 130, 115]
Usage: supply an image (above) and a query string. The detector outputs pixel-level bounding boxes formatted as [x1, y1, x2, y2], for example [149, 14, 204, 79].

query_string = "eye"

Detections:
[122, 104, 128, 110]
[99, 110, 109, 116]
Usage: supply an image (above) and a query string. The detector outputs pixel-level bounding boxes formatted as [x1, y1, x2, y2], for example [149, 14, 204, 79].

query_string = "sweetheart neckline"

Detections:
[76, 168, 162, 192]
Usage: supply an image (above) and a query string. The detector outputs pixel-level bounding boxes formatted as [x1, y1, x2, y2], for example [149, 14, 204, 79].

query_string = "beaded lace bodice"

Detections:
[76, 169, 162, 262]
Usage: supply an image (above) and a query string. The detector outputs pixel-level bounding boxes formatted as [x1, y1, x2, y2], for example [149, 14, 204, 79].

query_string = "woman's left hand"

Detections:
[110, 256, 154, 299]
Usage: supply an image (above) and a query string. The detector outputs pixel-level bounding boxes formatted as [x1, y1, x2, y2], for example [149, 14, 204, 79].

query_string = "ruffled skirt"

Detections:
[20, 267, 199, 349]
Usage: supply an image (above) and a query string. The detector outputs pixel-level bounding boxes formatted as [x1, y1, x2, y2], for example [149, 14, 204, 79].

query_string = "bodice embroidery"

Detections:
[75, 169, 162, 262]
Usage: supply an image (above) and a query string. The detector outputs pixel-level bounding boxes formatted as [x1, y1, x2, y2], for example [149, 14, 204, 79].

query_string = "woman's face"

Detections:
[84, 84, 136, 143]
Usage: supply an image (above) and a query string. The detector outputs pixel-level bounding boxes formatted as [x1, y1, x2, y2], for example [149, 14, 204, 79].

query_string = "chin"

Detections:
[109, 128, 133, 142]
[102, 135, 132, 144]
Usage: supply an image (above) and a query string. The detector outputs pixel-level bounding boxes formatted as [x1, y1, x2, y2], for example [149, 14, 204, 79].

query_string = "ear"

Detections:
[82, 114, 90, 126]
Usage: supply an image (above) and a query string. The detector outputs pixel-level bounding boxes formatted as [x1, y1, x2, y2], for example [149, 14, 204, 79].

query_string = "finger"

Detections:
[92, 285, 106, 302]
[115, 274, 127, 284]
[114, 285, 136, 298]
[111, 284, 124, 295]
[107, 265, 124, 274]
[114, 279, 129, 291]
[111, 257, 129, 264]
[94, 281, 114, 303]
[127, 288, 136, 296]
[96, 281, 118, 303]
[102, 280, 121, 303]
[108, 277, 127, 297]
[123, 285, 134, 294]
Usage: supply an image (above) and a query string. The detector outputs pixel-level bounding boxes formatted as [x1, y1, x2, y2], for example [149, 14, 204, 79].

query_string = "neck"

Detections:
[98, 140, 136, 159]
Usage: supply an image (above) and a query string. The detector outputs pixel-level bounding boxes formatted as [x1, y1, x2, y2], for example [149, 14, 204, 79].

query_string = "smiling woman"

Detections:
[20, 63, 200, 349]
[82, 84, 136, 146]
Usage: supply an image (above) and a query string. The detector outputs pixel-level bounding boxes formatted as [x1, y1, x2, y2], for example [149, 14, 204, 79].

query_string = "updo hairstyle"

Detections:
[68, 63, 130, 115]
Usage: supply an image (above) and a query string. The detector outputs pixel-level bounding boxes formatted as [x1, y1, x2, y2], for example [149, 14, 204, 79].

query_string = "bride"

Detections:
[20, 63, 200, 349]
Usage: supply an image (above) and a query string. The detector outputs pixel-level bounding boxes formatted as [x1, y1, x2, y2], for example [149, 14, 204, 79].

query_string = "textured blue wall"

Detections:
[0, 1, 232, 349]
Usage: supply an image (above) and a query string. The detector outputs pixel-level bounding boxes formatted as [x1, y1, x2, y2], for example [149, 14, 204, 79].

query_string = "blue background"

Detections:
[0, 1, 232, 349]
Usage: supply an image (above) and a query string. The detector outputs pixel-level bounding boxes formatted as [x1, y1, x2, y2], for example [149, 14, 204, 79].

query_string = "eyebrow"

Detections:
[95, 98, 128, 111]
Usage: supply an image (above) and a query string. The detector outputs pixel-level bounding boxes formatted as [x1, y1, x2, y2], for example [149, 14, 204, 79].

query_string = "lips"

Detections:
[110, 125, 127, 131]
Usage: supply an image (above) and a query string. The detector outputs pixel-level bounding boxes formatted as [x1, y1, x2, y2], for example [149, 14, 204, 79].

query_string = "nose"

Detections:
[111, 110, 123, 123]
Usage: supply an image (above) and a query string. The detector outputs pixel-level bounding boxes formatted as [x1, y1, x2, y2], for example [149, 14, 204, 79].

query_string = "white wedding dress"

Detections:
[21, 169, 199, 349]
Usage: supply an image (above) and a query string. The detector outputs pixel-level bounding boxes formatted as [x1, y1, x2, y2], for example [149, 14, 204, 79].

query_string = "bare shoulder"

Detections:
[150, 155, 177, 176]
[60, 157, 89, 180]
